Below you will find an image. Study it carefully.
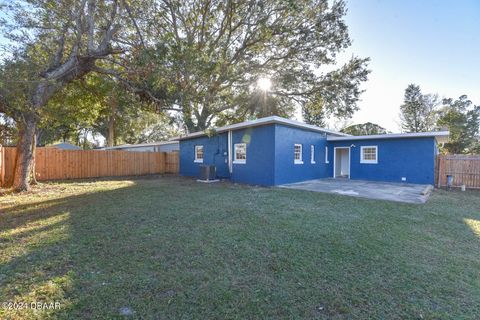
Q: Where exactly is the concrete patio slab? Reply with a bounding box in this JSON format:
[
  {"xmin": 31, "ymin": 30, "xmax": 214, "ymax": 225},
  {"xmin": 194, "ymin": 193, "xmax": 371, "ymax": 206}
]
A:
[{"xmin": 279, "ymin": 178, "xmax": 432, "ymax": 204}]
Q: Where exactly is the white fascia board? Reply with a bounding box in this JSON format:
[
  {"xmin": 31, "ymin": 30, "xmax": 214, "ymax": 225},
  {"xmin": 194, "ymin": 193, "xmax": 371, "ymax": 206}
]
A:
[
  {"xmin": 327, "ymin": 131, "xmax": 449, "ymax": 143},
  {"xmin": 178, "ymin": 116, "xmax": 348, "ymax": 140}
]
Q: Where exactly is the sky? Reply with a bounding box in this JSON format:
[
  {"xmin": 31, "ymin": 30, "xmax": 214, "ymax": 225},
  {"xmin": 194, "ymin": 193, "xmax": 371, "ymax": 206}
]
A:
[
  {"xmin": 1, "ymin": 1, "xmax": 479, "ymax": 134},
  {"xmin": 336, "ymin": 0, "xmax": 480, "ymax": 132}
]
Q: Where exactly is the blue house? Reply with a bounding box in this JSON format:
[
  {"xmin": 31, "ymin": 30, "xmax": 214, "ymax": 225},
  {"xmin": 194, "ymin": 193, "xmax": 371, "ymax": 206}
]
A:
[{"xmin": 179, "ymin": 116, "xmax": 448, "ymax": 186}]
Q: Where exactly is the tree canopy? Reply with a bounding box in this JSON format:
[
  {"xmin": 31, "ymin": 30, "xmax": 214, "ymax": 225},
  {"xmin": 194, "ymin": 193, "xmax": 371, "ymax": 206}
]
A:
[
  {"xmin": 0, "ymin": 0, "xmax": 369, "ymax": 191},
  {"xmin": 341, "ymin": 122, "xmax": 388, "ymax": 136},
  {"xmin": 0, "ymin": 0, "xmax": 142, "ymax": 190},
  {"xmin": 399, "ymin": 84, "xmax": 439, "ymax": 133},
  {"xmin": 437, "ymin": 95, "xmax": 479, "ymax": 154},
  {"xmin": 124, "ymin": 0, "xmax": 369, "ymax": 131},
  {"xmin": 396, "ymin": 86, "xmax": 479, "ymax": 154}
]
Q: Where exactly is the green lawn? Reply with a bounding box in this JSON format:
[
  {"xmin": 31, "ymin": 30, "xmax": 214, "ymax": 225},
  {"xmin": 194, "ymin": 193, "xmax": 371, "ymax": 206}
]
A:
[{"xmin": 0, "ymin": 176, "xmax": 479, "ymax": 319}]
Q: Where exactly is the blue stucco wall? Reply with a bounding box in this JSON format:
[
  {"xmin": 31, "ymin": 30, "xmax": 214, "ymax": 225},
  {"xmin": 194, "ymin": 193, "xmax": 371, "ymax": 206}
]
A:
[
  {"xmin": 179, "ymin": 125, "xmax": 276, "ymax": 185},
  {"xmin": 179, "ymin": 133, "xmax": 229, "ymax": 179},
  {"xmin": 230, "ymin": 126, "xmax": 275, "ymax": 186},
  {"xmin": 328, "ymin": 137, "xmax": 437, "ymax": 184},
  {"xmin": 180, "ymin": 123, "xmax": 438, "ymax": 186},
  {"xmin": 181, "ymin": 124, "xmax": 330, "ymax": 186},
  {"xmin": 273, "ymin": 124, "xmax": 329, "ymax": 185}
]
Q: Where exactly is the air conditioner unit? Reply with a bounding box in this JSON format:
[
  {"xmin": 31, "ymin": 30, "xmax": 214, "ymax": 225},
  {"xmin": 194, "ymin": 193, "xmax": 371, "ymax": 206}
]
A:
[{"xmin": 199, "ymin": 165, "xmax": 216, "ymax": 181}]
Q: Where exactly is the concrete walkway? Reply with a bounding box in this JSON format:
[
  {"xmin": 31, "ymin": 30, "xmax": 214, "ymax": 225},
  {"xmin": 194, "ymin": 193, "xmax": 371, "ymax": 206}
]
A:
[{"xmin": 279, "ymin": 178, "xmax": 432, "ymax": 204}]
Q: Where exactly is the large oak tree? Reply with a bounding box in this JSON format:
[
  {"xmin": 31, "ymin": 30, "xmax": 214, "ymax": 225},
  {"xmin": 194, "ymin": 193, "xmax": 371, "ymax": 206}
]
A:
[
  {"xmin": 0, "ymin": 0, "xmax": 144, "ymax": 191},
  {"xmin": 126, "ymin": 0, "xmax": 369, "ymax": 131},
  {"xmin": 1, "ymin": 0, "xmax": 369, "ymax": 191}
]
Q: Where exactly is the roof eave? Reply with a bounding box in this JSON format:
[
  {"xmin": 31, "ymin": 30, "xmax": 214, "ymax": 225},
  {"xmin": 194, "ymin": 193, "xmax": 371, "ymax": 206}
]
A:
[
  {"xmin": 326, "ymin": 131, "xmax": 450, "ymax": 142},
  {"xmin": 178, "ymin": 116, "xmax": 348, "ymax": 140}
]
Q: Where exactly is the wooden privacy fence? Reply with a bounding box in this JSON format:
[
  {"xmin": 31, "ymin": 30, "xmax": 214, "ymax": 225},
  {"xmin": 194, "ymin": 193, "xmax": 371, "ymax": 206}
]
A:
[
  {"xmin": 0, "ymin": 146, "xmax": 179, "ymax": 187},
  {"xmin": 0, "ymin": 146, "xmax": 5, "ymax": 187},
  {"xmin": 436, "ymin": 154, "xmax": 480, "ymax": 189}
]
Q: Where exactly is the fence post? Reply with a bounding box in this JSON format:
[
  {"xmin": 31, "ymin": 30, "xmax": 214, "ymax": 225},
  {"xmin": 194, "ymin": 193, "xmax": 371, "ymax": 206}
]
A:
[
  {"xmin": 0, "ymin": 145, "xmax": 4, "ymax": 187},
  {"xmin": 437, "ymin": 155, "xmax": 443, "ymax": 189}
]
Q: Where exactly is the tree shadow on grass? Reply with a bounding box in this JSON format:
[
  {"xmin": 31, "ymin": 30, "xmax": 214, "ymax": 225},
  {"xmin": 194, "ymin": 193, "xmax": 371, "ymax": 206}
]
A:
[
  {"xmin": 0, "ymin": 175, "xmax": 206, "ymax": 319},
  {"xmin": 0, "ymin": 180, "xmax": 139, "ymax": 319},
  {"xmin": 0, "ymin": 179, "xmax": 479, "ymax": 319}
]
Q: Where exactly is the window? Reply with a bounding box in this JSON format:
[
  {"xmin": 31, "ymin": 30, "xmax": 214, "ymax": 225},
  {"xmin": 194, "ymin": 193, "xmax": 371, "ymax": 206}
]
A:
[
  {"xmin": 233, "ymin": 143, "xmax": 247, "ymax": 164},
  {"xmin": 310, "ymin": 145, "xmax": 315, "ymax": 164},
  {"xmin": 325, "ymin": 146, "xmax": 329, "ymax": 163},
  {"xmin": 194, "ymin": 145, "xmax": 204, "ymax": 163},
  {"xmin": 294, "ymin": 144, "xmax": 303, "ymax": 164},
  {"xmin": 360, "ymin": 146, "xmax": 378, "ymax": 164}
]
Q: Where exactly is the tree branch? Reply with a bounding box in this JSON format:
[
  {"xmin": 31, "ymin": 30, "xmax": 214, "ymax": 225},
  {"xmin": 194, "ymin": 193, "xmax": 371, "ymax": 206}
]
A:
[
  {"xmin": 87, "ymin": 0, "xmax": 96, "ymax": 53},
  {"xmin": 91, "ymin": 66, "xmax": 181, "ymax": 112},
  {"xmin": 122, "ymin": 0, "xmax": 146, "ymax": 48}
]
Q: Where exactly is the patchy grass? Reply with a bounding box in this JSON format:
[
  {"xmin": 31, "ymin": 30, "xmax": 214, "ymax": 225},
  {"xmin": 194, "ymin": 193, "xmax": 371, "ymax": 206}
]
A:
[{"xmin": 0, "ymin": 176, "xmax": 479, "ymax": 319}]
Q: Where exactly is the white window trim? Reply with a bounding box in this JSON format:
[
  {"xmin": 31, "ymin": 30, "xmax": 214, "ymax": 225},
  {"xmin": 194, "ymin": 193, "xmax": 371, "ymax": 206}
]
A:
[
  {"xmin": 233, "ymin": 143, "xmax": 247, "ymax": 164},
  {"xmin": 294, "ymin": 144, "xmax": 303, "ymax": 164},
  {"xmin": 325, "ymin": 146, "xmax": 329, "ymax": 163},
  {"xmin": 310, "ymin": 145, "xmax": 316, "ymax": 164},
  {"xmin": 194, "ymin": 145, "xmax": 204, "ymax": 163},
  {"xmin": 360, "ymin": 145, "xmax": 378, "ymax": 164}
]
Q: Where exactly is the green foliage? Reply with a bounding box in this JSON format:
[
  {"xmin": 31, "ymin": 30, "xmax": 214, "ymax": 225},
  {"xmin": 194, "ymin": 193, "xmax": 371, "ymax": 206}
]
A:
[
  {"xmin": 95, "ymin": 110, "xmax": 180, "ymax": 145},
  {"xmin": 40, "ymin": 74, "xmax": 181, "ymax": 147},
  {"xmin": 1, "ymin": 0, "xmax": 370, "ymax": 161},
  {"xmin": 399, "ymin": 84, "xmax": 439, "ymax": 132},
  {"xmin": 0, "ymin": 0, "xmax": 133, "ymax": 112},
  {"xmin": 341, "ymin": 122, "xmax": 388, "ymax": 135},
  {"xmin": 0, "ymin": 58, "xmax": 40, "ymax": 117},
  {"xmin": 132, "ymin": 0, "xmax": 369, "ymax": 131},
  {"xmin": 0, "ymin": 114, "xmax": 17, "ymax": 146},
  {"xmin": 302, "ymin": 98, "xmax": 327, "ymax": 127},
  {"xmin": 204, "ymin": 128, "xmax": 217, "ymax": 138},
  {"xmin": 437, "ymin": 95, "xmax": 479, "ymax": 154},
  {"xmin": 0, "ymin": 1, "xmax": 151, "ymax": 188},
  {"xmin": 37, "ymin": 75, "xmax": 111, "ymax": 146},
  {"xmin": 398, "ymin": 85, "xmax": 478, "ymax": 154}
]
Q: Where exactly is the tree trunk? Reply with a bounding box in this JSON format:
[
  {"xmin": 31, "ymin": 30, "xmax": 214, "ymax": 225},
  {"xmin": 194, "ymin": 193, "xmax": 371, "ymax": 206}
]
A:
[
  {"xmin": 82, "ymin": 129, "xmax": 88, "ymax": 149},
  {"xmin": 12, "ymin": 112, "xmax": 37, "ymax": 191},
  {"xmin": 107, "ymin": 93, "xmax": 117, "ymax": 147},
  {"xmin": 184, "ymin": 112, "xmax": 207, "ymax": 133},
  {"xmin": 30, "ymin": 132, "xmax": 38, "ymax": 185},
  {"xmin": 36, "ymin": 130, "xmax": 44, "ymax": 147}
]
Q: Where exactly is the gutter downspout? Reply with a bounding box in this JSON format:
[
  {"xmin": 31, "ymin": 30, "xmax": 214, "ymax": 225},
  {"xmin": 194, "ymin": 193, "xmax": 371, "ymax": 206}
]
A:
[{"xmin": 228, "ymin": 130, "xmax": 232, "ymax": 175}]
